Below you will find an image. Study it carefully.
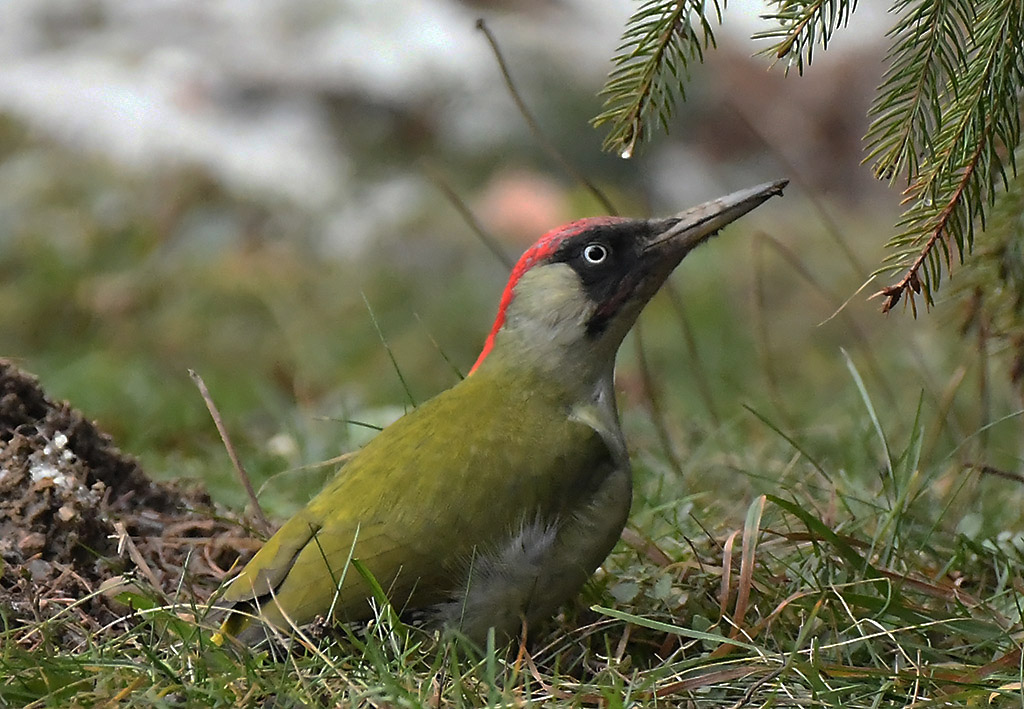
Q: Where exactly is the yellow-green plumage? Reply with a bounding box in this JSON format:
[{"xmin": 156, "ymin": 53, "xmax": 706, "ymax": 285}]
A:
[
  {"xmin": 215, "ymin": 180, "xmax": 786, "ymax": 646},
  {"xmin": 219, "ymin": 362, "xmax": 627, "ymax": 642}
]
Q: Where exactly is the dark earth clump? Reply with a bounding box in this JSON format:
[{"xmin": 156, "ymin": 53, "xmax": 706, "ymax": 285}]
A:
[{"xmin": 0, "ymin": 359, "xmax": 259, "ymax": 650}]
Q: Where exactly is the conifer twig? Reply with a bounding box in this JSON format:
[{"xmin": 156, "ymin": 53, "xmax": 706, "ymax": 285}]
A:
[
  {"xmin": 873, "ymin": 124, "xmax": 991, "ymax": 314},
  {"xmin": 593, "ymin": 0, "xmax": 1024, "ymax": 310},
  {"xmin": 756, "ymin": 0, "xmax": 857, "ymax": 72},
  {"xmin": 593, "ymin": 0, "xmax": 721, "ymax": 158}
]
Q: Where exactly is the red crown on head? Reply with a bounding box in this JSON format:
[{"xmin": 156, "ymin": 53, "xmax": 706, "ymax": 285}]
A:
[{"xmin": 469, "ymin": 216, "xmax": 629, "ymax": 374}]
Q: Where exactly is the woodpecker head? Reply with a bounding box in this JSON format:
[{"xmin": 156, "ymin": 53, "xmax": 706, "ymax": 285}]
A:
[{"xmin": 470, "ymin": 180, "xmax": 788, "ymax": 389}]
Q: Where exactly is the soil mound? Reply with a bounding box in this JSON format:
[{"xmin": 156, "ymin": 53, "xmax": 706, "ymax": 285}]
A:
[{"xmin": 0, "ymin": 359, "xmax": 258, "ymax": 648}]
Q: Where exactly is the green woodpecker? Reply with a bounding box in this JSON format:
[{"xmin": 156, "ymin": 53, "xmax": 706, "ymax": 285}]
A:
[{"xmin": 215, "ymin": 180, "xmax": 787, "ymax": 645}]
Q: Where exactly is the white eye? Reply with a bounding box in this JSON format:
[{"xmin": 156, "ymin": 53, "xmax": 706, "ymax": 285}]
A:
[{"xmin": 583, "ymin": 243, "xmax": 608, "ymax": 264}]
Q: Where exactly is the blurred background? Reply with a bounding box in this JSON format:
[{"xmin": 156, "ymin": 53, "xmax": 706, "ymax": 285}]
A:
[{"xmin": 2, "ymin": 0, "xmax": 1020, "ymax": 538}]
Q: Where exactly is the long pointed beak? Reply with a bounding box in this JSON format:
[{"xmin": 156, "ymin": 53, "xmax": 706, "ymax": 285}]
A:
[{"xmin": 645, "ymin": 179, "xmax": 789, "ymax": 257}]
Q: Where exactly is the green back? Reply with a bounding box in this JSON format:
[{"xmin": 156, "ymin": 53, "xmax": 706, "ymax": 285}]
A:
[{"xmin": 223, "ymin": 366, "xmax": 614, "ymax": 628}]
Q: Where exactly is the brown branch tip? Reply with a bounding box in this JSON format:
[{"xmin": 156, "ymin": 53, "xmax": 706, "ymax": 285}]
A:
[
  {"xmin": 872, "ymin": 268, "xmax": 924, "ymax": 315},
  {"xmin": 871, "ymin": 284, "xmax": 903, "ymax": 314}
]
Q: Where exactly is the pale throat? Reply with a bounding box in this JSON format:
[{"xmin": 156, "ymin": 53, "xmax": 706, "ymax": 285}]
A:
[{"xmin": 478, "ymin": 264, "xmax": 628, "ymax": 397}]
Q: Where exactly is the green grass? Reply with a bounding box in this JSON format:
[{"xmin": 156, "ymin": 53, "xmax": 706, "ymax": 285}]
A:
[{"xmin": 2, "ymin": 127, "xmax": 1024, "ymax": 706}]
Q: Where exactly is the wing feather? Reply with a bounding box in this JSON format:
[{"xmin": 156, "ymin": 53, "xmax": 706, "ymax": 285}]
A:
[{"xmin": 219, "ymin": 368, "xmax": 617, "ymax": 633}]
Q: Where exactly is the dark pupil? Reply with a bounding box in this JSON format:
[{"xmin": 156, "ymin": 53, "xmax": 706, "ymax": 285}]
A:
[{"xmin": 584, "ymin": 244, "xmax": 606, "ymax": 263}]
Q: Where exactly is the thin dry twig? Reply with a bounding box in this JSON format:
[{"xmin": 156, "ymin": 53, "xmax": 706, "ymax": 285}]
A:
[
  {"xmin": 632, "ymin": 321, "xmax": 685, "ymax": 477},
  {"xmin": 188, "ymin": 368, "xmax": 272, "ymax": 534},
  {"xmin": 112, "ymin": 521, "xmax": 166, "ymax": 596},
  {"xmin": 727, "ymin": 666, "xmax": 785, "ymax": 709},
  {"xmin": 967, "ymin": 461, "xmax": 1024, "ymax": 485},
  {"xmin": 727, "ymin": 100, "xmax": 866, "ymax": 278},
  {"xmin": 421, "ymin": 159, "xmax": 513, "ymax": 270},
  {"xmin": 620, "ymin": 526, "xmax": 673, "ymax": 567},
  {"xmin": 475, "ymin": 18, "xmax": 618, "ymax": 216},
  {"xmin": 663, "ymin": 284, "xmax": 721, "ymax": 425},
  {"xmin": 753, "ymin": 231, "xmax": 897, "ymax": 406},
  {"xmin": 750, "ymin": 236, "xmax": 786, "ymax": 417}
]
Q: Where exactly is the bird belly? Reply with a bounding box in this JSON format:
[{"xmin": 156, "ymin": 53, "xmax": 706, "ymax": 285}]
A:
[{"xmin": 430, "ymin": 463, "xmax": 631, "ymax": 643}]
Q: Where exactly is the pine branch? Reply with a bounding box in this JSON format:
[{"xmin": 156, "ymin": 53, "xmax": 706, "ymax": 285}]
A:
[
  {"xmin": 592, "ymin": 0, "xmax": 723, "ymax": 158},
  {"xmin": 874, "ymin": 126, "xmax": 991, "ymax": 314},
  {"xmin": 592, "ymin": 0, "xmax": 1024, "ymax": 311},
  {"xmin": 864, "ymin": 0, "xmax": 974, "ymax": 182},
  {"xmin": 874, "ymin": 0, "xmax": 1024, "ymax": 313},
  {"xmin": 755, "ymin": 0, "xmax": 858, "ymax": 73}
]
